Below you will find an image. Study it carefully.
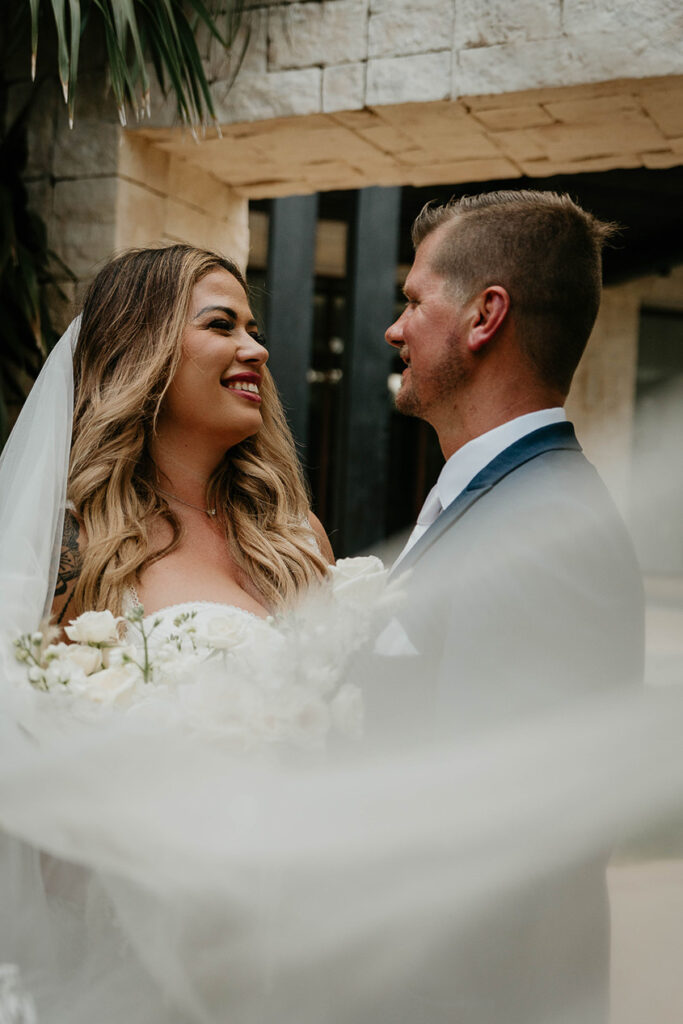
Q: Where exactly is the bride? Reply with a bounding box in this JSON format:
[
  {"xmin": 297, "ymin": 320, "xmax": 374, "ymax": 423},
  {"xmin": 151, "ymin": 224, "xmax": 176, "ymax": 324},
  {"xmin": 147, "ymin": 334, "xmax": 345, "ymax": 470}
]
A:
[{"xmin": 50, "ymin": 244, "xmax": 333, "ymax": 632}]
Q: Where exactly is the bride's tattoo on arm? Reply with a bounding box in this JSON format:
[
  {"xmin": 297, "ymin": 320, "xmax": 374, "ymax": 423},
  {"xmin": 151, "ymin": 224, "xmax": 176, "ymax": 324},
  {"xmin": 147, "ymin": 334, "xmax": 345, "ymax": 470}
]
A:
[{"xmin": 54, "ymin": 511, "xmax": 82, "ymax": 624}]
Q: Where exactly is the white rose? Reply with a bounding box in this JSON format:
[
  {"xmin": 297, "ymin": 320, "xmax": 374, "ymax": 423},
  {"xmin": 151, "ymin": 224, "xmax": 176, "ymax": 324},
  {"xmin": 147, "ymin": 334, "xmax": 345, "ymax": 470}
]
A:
[
  {"xmin": 65, "ymin": 610, "xmax": 121, "ymax": 644},
  {"xmin": 102, "ymin": 644, "xmax": 138, "ymax": 668},
  {"xmin": 200, "ymin": 614, "xmax": 248, "ymax": 651},
  {"xmin": 71, "ymin": 664, "xmax": 140, "ymax": 705},
  {"xmin": 330, "ymin": 683, "xmax": 364, "ymax": 740},
  {"xmin": 290, "ymin": 695, "xmax": 331, "ymax": 748},
  {"xmin": 61, "ymin": 643, "xmax": 102, "ymax": 676},
  {"xmin": 329, "ymin": 556, "xmax": 388, "ymax": 603}
]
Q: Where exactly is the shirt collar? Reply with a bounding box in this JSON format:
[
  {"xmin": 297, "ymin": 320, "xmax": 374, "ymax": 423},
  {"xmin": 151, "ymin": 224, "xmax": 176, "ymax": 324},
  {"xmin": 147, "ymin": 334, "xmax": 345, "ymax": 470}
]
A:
[{"xmin": 436, "ymin": 408, "xmax": 567, "ymax": 509}]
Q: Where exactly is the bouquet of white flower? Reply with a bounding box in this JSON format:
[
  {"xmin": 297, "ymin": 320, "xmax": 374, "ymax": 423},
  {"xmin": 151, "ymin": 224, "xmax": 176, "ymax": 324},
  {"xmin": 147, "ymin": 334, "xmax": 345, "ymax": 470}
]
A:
[{"xmin": 13, "ymin": 557, "xmax": 404, "ymax": 750}]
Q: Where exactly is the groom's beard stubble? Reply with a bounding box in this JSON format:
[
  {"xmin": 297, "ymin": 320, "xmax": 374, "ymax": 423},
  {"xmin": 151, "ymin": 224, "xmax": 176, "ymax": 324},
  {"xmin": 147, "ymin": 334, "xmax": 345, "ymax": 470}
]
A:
[{"xmin": 394, "ymin": 344, "xmax": 468, "ymax": 421}]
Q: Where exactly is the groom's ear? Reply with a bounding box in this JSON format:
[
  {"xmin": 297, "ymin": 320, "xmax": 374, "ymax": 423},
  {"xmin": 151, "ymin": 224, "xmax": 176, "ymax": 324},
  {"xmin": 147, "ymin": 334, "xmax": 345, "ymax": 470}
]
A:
[{"xmin": 466, "ymin": 286, "xmax": 510, "ymax": 353}]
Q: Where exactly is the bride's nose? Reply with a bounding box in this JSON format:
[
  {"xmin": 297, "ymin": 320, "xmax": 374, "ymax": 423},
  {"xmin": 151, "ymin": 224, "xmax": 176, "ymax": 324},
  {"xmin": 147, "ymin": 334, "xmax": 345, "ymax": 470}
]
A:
[{"xmin": 238, "ymin": 332, "xmax": 269, "ymax": 366}]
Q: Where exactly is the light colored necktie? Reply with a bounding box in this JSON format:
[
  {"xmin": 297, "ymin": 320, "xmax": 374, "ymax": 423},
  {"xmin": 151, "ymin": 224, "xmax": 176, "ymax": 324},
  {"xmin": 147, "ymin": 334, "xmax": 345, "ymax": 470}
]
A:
[
  {"xmin": 416, "ymin": 484, "xmax": 443, "ymax": 528},
  {"xmin": 394, "ymin": 485, "xmax": 443, "ymax": 566}
]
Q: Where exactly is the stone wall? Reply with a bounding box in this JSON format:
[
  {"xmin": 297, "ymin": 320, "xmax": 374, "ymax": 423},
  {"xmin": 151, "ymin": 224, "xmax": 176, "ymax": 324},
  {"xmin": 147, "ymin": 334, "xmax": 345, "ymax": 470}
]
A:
[{"xmin": 198, "ymin": 0, "xmax": 683, "ymax": 124}]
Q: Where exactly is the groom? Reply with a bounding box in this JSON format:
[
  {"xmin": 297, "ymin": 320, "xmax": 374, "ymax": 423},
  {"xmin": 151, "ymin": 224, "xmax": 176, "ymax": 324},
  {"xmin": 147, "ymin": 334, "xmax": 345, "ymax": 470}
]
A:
[{"xmin": 382, "ymin": 190, "xmax": 644, "ymax": 1023}]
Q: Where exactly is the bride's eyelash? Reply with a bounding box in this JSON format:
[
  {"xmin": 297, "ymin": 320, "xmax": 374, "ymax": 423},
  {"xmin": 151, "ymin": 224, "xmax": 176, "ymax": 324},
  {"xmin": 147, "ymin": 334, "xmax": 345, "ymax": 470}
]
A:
[
  {"xmin": 209, "ymin": 319, "xmax": 235, "ymax": 332},
  {"xmin": 253, "ymin": 332, "xmax": 268, "ymax": 348}
]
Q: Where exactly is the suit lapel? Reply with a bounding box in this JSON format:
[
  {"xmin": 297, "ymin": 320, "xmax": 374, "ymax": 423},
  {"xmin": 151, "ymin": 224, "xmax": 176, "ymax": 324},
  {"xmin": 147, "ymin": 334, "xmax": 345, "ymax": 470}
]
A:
[{"xmin": 392, "ymin": 422, "xmax": 581, "ymax": 576}]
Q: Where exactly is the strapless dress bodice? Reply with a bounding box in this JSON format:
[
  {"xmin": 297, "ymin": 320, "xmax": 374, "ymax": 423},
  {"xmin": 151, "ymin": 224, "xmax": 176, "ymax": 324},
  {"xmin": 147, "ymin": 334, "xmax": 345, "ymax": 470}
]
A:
[{"xmin": 123, "ymin": 589, "xmax": 273, "ymax": 651}]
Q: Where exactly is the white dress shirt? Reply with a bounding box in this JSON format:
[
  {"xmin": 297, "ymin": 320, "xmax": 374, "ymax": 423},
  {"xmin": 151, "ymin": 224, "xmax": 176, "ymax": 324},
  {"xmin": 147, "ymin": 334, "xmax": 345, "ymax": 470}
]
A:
[{"xmin": 394, "ymin": 407, "xmax": 567, "ymax": 567}]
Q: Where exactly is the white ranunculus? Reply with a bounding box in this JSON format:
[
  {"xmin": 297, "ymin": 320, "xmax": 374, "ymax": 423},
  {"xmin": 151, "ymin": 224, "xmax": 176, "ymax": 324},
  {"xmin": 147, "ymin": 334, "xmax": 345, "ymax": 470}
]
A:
[
  {"xmin": 199, "ymin": 614, "xmax": 249, "ymax": 651},
  {"xmin": 65, "ymin": 610, "xmax": 121, "ymax": 645},
  {"xmin": 330, "ymin": 683, "xmax": 364, "ymax": 740},
  {"xmin": 71, "ymin": 665, "xmax": 140, "ymax": 705}
]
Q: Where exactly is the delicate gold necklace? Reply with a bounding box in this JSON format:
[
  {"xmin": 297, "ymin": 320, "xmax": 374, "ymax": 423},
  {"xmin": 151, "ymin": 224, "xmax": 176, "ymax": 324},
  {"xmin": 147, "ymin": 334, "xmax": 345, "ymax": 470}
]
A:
[{"xmin": 157, "ymin": 487, "xmax": 216, "ymax": 518}]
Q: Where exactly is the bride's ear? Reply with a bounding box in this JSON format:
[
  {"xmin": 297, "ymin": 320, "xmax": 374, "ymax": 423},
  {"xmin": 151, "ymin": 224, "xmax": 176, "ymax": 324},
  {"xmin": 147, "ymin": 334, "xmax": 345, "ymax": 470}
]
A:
[{"xmin": 467, "ymin": 287, "xmax": 510, "ymax": 353}]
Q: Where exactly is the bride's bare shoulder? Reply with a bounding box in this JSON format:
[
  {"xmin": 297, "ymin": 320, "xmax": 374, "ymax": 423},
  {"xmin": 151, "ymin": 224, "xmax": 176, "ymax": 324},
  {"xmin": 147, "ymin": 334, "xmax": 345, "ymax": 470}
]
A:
[
  {"xmin": 307, "ymin": 511, "xmax": 335, "ymax": 565},
  {"xmin": 51, "ymin": 509, "xmax": 86, "ymax": 626}
]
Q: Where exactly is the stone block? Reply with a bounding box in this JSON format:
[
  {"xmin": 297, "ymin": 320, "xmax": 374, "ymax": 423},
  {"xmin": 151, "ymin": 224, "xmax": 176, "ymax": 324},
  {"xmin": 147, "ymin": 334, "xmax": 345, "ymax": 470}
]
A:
[
  {"xmin": 641, "ymin": 150, "xmax": 683, "ymax": 170},
  {"xmin": 51, "ymin": 177, "xmax": 119, "ymax": 279},
  {"xmin": 404, "ymin": 156, "xmax": 520, "ymax": 186},
  {"xmin": 358, "ymin": 123, "xmax": 416, "ymax": 153},
  {"xmin": 258, "ymin": 124, "xmax": 391, "ymax": 166},
  {"xmin": 268, "ymin": 1, "xmax": 368, "ymax": 70},
  {"xmin": 453, "ymin": 0, "xmax": 561, "ymax": 49},
  {"xmin": 9, "ymin": 80, "xmax": 60, "ymax": 179},
  {"xmin": 53, "ymin": 119, "xmax": 121, "ymax": 178},
  {"xmin": 562, "ymin": 0, "xmax": 683, "ymax": 40},
  {"xmin": 207, "ymin": 8, "xmax": 268, "ymax": 81},
  {"xmin": 489, "ymin": 129, "xmax": 548, "ymax": 162},
  {"xmin": 118, "ymin": 133, "xmax": 170, "ymax": 194},
  {"xmin": 458, "ymin": 32, "xmax": 683, "ymax": 98},
  {"xmin": 516, "ymin": 152, "xmax": 642, "ymax": 177},
  {"xmin": 322, "ymin": 63, "xmax": 365, "ymax": 113},
  {"xmin": 212, "ymin": 68, "xmax": 322, "ymax": 122},
  {"xmin": 330, "ymin": 108, "xmax": 381, "ymax": 130},
  {"xmin": 234, "ymin": 180, "xmax": 318, "ymax": 198},
  {"xmin": 641, "ymin": 86, "xmax": 683, "ymax": 137},
  {"xmin": 114, "ymin": 180, "xmax": 167, "ymax": 250},
  {"xmin": 25, "ymin": 179, "xmax": 54, "ymax": 225},
  {"xmin": 369, "ymin": 4, "xmax": 453, "ymax": 59},
  {"xmin": 538, "ymin": 115, "xmax": 663, "ymax": 162},
  {"xmin": 471, "ymin": 104, "xmax": 556, "ymax": 131},
  {"xmin": 544, "ymin": 93, "xmax": 648, "ymax": 124},
  {"xmin": 366, "ymin": 51, "xmax": 451, "ymax": 106}
]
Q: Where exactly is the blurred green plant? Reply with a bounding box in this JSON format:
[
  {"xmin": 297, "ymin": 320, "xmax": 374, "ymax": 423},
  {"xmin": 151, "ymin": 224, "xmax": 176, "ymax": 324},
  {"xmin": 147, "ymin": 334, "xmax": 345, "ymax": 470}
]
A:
[
  {"xmin": 0, "ymin": 1, "xmax": 247, "ymax": 442},
  {"xmin": 0, "ymin": 101, "xmax": 73, "ymax": 442}
]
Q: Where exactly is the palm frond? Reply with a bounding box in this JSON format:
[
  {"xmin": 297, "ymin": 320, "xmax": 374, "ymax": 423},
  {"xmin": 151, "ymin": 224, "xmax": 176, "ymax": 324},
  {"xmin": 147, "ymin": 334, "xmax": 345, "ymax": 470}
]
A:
[{"xmin": 27, "ymin": 0, "xmax": 247, "ymax": 129}]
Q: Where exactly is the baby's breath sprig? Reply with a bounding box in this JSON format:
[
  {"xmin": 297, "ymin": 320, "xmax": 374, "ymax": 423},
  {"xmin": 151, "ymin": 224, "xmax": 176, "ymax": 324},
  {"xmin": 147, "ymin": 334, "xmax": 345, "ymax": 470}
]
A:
[{"xmin": 123, "ymin": 604, "xmax": 161, "ymax": 683}]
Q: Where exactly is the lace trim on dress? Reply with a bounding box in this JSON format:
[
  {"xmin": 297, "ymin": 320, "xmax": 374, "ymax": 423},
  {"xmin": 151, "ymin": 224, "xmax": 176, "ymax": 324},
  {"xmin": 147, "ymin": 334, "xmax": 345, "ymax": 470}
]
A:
[{"xmin": 123, "ymin": 586, "xmax": 265, "ymax": 625}]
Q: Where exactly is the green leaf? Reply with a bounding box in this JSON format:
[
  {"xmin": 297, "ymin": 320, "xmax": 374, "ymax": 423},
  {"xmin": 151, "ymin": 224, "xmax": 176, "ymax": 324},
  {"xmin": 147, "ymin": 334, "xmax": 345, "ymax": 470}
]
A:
[
  {"xmin": 29, "ymin": 0, "xmax": 40, "ymax": 79},
  {"xmin": 49, "ymin": 0, "xmax": 71, "ymax": 103},
  {"xmin": 67, "ymin": 0, "xmax": 82, "ymax": 127}
]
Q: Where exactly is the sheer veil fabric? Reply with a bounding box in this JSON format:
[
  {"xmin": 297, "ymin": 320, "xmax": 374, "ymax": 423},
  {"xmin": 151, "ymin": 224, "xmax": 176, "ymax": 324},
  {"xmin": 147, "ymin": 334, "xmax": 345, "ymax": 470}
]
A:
[
  {"xmin": 0, "ymin": 321, "xmax": 77, "ymax": 662},
  {"xmin": 0, "ymin": 321, "xmax": 682, "ymax": 1023}
]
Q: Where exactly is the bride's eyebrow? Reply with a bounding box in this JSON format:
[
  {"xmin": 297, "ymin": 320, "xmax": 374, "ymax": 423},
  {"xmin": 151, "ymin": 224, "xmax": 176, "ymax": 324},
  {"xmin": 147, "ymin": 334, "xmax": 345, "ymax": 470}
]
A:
[
  {"xmin": 193, "ymin": 305, "xmax": 259, "ymax": 330},
  {"xmin": 193, "ymin": 305, "xmax": 237, "ymax": 320}
]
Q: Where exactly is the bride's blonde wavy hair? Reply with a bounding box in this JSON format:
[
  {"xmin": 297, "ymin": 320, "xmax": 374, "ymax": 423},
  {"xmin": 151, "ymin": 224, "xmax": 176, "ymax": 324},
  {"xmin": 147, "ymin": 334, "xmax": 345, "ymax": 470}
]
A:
[{"xmin": 68, "ymin": 244, "xmax": 328, "ymax": 616}]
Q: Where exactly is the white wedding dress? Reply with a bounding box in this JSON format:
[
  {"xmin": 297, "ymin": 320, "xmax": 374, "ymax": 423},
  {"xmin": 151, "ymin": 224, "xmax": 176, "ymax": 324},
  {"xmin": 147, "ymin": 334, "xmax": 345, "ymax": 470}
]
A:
[{"xmin": 2, "ymin": 321, "xmax": 683, "ymax": 1024}]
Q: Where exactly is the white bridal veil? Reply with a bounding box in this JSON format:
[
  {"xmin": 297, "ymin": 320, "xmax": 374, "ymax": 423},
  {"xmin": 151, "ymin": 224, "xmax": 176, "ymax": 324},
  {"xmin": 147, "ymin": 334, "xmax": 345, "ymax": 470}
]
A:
[{"xmin": 0, "ymin": 320, "xmax": 682, "ymax": 1024}]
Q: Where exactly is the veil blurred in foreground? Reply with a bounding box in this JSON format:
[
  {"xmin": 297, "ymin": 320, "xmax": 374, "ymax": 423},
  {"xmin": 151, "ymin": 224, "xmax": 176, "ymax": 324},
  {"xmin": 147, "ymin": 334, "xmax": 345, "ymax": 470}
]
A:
[{"xmin": 1, "ymin": 326, "xmax": 682, "ymax": 1024}]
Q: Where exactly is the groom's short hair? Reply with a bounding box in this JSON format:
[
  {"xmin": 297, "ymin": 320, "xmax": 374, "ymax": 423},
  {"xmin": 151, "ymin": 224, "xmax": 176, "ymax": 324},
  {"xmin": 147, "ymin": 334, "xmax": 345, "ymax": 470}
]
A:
[{"xmin": 412, "ymin": 190, "xmax": 618, "ymax": 394}]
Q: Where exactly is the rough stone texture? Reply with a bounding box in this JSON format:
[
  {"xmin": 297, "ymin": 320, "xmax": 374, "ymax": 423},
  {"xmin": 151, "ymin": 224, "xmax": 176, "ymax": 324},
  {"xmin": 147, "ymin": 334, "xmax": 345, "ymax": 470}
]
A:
[
  {"xmin": 207, "ymin": 7, "xmax": 269, "ymax": 81},
  {"xmin": 567, "ymin": 286, "xmax": 641, "ymax": 511},
  {"xmin": 212, "ymin": 67, "xmax": 322, "ymax": 122},
  {"xmin": 268, "ymin": 1, "xmax": 368, "ymax": 70},
  {"xmin": 453, "ymin": 0, "xmax": 561, "ymax": 49},
  {"xmin": 368, "ymin": 4, "xmax": 453, "ymax": 59},
  {"xmin": 116, "ymin": 135, "xmax": 250, "ymax": 268},
  {"xmin": 51, "ymin": 177, "xmax": 119, "ymax": 279},
  {"xmin": 323, "ymin": 63, "xmax": 365, "ymax": 113},
  {"xmin": 367, "ymin": 51, "xmax": 452, "ymax": 106},
  {"xmin": 135, "ymin": 75, "xmax": 683, "ymax": 198},
  {"xmin": 457, "ymin": 31, "xmax": 683, "ymax": 97}
]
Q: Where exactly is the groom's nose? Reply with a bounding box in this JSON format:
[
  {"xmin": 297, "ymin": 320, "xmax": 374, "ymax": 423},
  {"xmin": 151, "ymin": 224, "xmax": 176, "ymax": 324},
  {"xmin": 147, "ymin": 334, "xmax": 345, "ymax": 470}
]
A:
[{"xmin": 385, "ymin": 314, "xmax": 404, "ymax": 348}]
